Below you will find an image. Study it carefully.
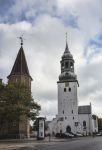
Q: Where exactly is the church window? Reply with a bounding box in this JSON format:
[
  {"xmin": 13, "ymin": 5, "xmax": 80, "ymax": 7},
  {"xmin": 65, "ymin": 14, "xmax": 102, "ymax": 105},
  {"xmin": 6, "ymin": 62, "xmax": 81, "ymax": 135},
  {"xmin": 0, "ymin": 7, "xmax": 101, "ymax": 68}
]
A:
[
  {"xmin": 83, "ymin": 121, "xmax": 86, "ymax": 127},
  {"xmin": 65, "ymin": 62, "xmax": 68, "ymax": 68},
  {"xmin": 64, "ymin": 88, "xmax": 66, "ymax": 92},
  {"xmin": 69, "ymin": 88, "xmax": 71, "ymax": 92},
  {"xmin": 70, "ymin": 62, "xmax": 73, "ymax": 69}
]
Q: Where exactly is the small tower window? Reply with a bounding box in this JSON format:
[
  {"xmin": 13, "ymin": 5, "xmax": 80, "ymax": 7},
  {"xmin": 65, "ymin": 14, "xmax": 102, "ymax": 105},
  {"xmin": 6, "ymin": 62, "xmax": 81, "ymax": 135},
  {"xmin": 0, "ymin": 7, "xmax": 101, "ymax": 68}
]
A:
[
  {"xmin": 69, "ymin": 88, "xmax": 71, "ymax": 92},
  {"xmin": 64, "ymin": 88, "xmax": 66, "ymax": 92},
  {"xmin": 65, "ymin": 62, "xmax": 68, "ymax": 68},
  {"xmin": 83, "ymin": 121, "xmax": 86, "ymax": 127},
  {"xmin": 70, "ymin": 62, "xmax": 73, "ymax": 69}
]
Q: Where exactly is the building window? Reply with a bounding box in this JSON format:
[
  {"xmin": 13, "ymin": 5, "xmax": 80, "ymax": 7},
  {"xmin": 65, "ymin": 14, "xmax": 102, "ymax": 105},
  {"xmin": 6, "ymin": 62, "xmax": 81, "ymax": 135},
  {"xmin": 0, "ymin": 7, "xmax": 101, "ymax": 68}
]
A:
[
  {"xmin": 64, "ymin": 88, "xmax": 66, "ymax": 92},
  {"xmin": 69, "ymin": 88, "xmax": 71, "ymax": 92},
  {"xmin": 83, "ymin": 121, "xmax": 86, "ymax": 127},
  {"xmin": 63, "ymin": 110, "xmax": 64, "ymax": 114},
  {"xmin": 58, "ymin": 117, "xmax": 64, "ymax": 121},
  {"xmin": 75, "ymin": 122, "xmax": 78, "ymax": 127},
  {"xmin": 70, "ymin": 62, "xmax": 73, "ymax": 69},
  {"xmin": 65, "ymin": 62, "xmax": 68, "ymax": 68},
  {"xmin": 73, "ymin": 117, "xmax": 74, "ymax": 120},
  {"xmin": 65, "ymin": 117, "xmax": 67, "ymax": 120},
  {"xmin": 72, "ymin": 110, "xmax": 73, "ymax": 114}
]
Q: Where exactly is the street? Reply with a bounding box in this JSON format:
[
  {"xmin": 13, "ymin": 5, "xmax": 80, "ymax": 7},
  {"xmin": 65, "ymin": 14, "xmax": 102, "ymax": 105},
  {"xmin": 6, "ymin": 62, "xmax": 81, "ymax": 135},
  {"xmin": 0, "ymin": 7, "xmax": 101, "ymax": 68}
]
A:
[{"xmin": 18, "ymin": 136, "xmax": 102, "ymax": 150}]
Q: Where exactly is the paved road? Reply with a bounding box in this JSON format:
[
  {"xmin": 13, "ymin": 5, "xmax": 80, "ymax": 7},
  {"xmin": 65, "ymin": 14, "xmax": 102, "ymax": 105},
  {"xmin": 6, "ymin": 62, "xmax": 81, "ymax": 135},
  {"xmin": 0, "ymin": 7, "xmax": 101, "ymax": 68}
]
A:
[{"xmin": 19, "ymin": 136, "xmax": 102, "ymax": 150}]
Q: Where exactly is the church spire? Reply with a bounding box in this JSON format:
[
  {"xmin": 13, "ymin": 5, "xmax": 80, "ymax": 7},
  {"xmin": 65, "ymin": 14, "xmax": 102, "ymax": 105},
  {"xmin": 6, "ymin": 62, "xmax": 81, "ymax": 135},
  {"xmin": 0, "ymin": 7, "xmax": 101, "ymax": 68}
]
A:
[
  {"xmin": 7, "ymin": 38, "xmax": 32, "ymax": 80},
  {"xmin": 59, "ymin": 34, "xmax": 77, "ymax": 82},
  {"xmin": 64, "ymin": 33, "xmax": 69, "ymax": 53}
]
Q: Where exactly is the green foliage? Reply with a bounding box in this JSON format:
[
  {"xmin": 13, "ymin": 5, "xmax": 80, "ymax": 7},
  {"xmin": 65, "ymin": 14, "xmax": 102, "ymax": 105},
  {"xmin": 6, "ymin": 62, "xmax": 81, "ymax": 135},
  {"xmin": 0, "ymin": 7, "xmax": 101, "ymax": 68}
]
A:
[
  {"xmin": 0, "ymin": 82, "xmax": 41, "ymax": 122},
  {"xmin": 98, "ymin": 118, "xmax": 102, "ymax": 132}
]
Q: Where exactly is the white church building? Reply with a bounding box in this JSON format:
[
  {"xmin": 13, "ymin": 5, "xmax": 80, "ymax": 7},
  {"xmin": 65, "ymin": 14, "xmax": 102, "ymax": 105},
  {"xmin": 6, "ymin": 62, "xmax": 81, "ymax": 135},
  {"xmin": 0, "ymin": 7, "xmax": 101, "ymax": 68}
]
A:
[{"xmin": 48, "ymin": 38, "xmax": 98, "ymax": 136}]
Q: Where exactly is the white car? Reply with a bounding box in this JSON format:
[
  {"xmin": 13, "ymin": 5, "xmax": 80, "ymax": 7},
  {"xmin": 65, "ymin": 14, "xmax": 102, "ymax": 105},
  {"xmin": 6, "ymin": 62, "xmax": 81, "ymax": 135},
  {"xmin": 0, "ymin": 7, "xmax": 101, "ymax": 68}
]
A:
[
  {"xmin": 76, "ymin": 133, "xmax": 83, "ymax": 137},
  {"xmin": 64, "ymin": 132, "xmax": 74, "ymax": 138},
  {"xmin": 96, "ymin": 132, "xmax": 102, "ymax": 136}
]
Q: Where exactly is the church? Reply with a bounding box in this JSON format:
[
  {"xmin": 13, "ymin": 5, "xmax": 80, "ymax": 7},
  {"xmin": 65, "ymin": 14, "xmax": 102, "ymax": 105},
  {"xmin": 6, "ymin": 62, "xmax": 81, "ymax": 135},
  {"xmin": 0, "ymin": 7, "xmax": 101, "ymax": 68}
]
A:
[{"xmin": 48, "ymin": 38, "xmax": 98, "ymax": 136}]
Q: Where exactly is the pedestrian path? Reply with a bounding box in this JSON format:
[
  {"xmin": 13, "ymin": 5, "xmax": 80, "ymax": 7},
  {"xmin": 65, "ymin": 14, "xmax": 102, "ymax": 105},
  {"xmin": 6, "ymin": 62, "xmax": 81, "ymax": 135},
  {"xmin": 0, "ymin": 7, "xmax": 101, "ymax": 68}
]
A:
[{"xmin": 0, "ymin": 136, "xmax": 87, "ymax": 150}]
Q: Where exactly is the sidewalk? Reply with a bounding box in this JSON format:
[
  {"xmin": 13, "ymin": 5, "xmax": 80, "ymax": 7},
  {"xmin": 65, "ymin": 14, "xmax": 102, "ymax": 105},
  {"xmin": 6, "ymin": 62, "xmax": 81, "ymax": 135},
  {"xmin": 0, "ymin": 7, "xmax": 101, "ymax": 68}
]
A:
[{"xmin": 0, "ymin": 137, "xmax": 85, "ymax": 150}]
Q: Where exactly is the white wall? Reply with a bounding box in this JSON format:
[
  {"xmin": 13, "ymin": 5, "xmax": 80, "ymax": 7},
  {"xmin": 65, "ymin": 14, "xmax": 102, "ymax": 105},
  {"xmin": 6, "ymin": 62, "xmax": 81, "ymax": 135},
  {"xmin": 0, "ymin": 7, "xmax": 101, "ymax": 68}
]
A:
[
  {"xmin": 78, "ymin": 114, "xmax": 93, "ymax": 135},
  {"xmin": 58, "ymin": 82, "xmax": 78, "ymax": 116}
]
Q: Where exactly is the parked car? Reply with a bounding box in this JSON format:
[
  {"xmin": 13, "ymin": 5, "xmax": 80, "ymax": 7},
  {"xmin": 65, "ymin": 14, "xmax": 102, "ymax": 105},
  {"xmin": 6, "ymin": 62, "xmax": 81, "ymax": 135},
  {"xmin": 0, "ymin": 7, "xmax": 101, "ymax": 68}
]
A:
[
  {"xmin": 76, "ymin": 132, "xmax": 83, "ymax": 137},
  {"xmin": 64, "ymin": 132, "xmax": 74, "ymax": 138},
  {"xmin": 96, "ymin": 132, "xmax": 102, "ymax": 136}
]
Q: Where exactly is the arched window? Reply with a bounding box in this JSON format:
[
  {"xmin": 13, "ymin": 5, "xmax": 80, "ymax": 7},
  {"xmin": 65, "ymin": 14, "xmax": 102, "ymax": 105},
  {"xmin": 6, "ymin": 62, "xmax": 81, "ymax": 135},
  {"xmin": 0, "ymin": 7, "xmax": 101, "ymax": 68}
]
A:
[
  {"xmin": 64, "ymin": 88, "xmax": 66, "ymax": 92},
  {"xmin": 65, "ymin": 62, "xmax": 68, "ymax": 68},
  {"xmin": 66, "ymin": 126, "xmax": 71, "ymax": 133},
  {"xmin": 70, "ymin": 62, "xmax": 73, "ymax": 69},
  {"xmin": 83, "ymin": 121, "xmax": 86, "ymax": 127},
  {"xmin": 69, "ymin": 88, "xmax": 71, "ymax": 92}
]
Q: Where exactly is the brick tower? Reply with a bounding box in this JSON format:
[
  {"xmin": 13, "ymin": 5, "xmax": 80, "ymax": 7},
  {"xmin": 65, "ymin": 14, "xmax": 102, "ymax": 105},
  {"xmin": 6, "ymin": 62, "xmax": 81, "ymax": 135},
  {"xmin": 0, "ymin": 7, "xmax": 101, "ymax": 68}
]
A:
[{"xmin": 7, "ymin": 37, "xmax": 32, "ymax": 138}]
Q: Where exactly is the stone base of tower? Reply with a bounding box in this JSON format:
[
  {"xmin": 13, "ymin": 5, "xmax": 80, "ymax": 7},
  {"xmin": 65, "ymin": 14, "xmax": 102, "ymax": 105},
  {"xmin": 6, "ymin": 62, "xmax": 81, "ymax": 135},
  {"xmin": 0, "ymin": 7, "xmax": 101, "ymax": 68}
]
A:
[
  {"xmin": 19, "ymin": 116, "xmax": 30, "ymax": 139},
  {"xmin": 0, "ymin": 116, "xmax": 30, "ymax": 139}
]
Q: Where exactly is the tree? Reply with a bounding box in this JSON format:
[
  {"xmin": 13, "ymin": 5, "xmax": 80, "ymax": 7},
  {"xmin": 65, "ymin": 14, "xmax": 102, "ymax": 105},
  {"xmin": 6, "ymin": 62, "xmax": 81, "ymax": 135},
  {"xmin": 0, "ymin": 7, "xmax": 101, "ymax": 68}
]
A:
[
  {"xmin": 98, "ymin": 118, "xmax": 102, "ymax": 132},
  {"xmin": 0, "ymin": 82, "xmax": 41, "ymax": 122}
]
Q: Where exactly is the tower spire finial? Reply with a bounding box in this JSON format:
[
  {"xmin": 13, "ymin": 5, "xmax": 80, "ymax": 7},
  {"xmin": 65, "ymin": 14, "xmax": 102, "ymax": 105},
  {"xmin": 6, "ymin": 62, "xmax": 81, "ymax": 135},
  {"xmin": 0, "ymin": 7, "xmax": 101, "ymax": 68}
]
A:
[
  {"xmin": 65, "ymin": 32, "xmax": 69, "ymax": 52},
  {"xmin": 66, "ymin": 32, "xmax": 67, "ymax": 42},
  {"xmin": 18, "ymin": 35, "xmax": 25, "ymax": 46},
  {"xmin": 20, "ymin": 35, "xmax": 23, "ymax": 46}
]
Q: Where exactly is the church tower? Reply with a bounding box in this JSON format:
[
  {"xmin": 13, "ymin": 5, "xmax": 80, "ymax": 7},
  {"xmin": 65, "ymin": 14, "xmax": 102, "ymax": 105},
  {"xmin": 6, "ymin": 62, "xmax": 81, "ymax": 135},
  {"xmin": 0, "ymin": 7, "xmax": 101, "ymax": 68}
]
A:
[
  {"xmin": 7, "ymin": 37, "xmax": 32, "ymax": 138},
  {"xmin": 7, "ymin": 38, "xmax": 32, "ymax": 88},
  {"xmin": 57, "ymin": 35, "xmax": 79, "ymax": 133}
]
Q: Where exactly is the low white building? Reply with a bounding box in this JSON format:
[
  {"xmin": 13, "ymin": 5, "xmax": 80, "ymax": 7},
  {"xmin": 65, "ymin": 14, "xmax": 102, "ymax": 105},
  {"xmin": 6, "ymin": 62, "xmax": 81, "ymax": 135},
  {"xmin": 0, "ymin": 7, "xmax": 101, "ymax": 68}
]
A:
[{"xmin": 48, "ymin": 39, "xmax": 98, "ymax": 136}]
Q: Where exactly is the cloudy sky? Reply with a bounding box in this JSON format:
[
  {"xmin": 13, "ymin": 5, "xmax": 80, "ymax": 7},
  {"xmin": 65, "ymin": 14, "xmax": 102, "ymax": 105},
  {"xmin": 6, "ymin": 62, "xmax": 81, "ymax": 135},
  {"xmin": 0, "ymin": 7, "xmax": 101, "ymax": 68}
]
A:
[{"xmin": 0, "ymin": 0, "xmax": 102, "ymax": 120}]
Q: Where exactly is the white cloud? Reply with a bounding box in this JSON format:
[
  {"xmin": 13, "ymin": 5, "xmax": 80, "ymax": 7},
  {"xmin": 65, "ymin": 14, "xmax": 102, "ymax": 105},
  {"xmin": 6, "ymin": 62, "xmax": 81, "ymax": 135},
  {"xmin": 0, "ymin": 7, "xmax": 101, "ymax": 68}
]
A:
[{"xmin": 0, "ymin": 0, "xmax": 102, "ymax": 119}]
